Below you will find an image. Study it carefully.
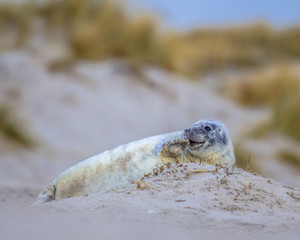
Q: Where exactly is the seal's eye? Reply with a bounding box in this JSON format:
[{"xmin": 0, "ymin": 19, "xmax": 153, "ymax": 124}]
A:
[{"xmin": 205, "ymin": 126, "xmax": 211, "ymax": 131}]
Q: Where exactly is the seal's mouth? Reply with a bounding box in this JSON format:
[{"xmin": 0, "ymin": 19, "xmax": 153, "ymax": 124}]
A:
[{"xmin": 189, "ymin": 140, "xmax": 206, "ymax": 147}]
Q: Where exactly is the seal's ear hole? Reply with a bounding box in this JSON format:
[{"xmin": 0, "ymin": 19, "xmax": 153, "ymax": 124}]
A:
[{"xmin": 218, "ymin": 128, "xmax": 221, "ymax": 132}]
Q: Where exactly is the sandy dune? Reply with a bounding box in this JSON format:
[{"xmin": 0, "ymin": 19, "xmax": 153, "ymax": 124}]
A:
[{"xmin": 0, "ymin": 52, "xmax": 299, "ymax": 239}]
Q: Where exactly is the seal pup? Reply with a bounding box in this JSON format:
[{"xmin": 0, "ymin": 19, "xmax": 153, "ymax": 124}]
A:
[{"xmin": 34, "ymin": 119, "xmax": 235, "ymax": 204}]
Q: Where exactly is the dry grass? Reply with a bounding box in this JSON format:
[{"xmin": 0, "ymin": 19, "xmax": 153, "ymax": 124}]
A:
[
  {"xmin": 234, "ymin": 144, "xmax": 257, "ymax": 172},
  {"xmin": 223, "ymin": 66, "xmax": 300, "ymax": 106},
  {"xmin": 0, "ymin": 0, "xmax": 166, "ymax": 70},
  {"xmin": 1, "ymin": 1, "xmax": 300, "ymax": 76},
  {"xmin": 223, "ymin": 66, "xmax": 300, "ymax": 141},
  {"xmin": 272, "ymin": 89, "xmax": 300, "ymax": 141},
  {"xmin": 161, "ymin": 23, "xmax": 300, "ymax": 77},
  {"xmin": 0, "ymin": 0, "xmax": 300, "ymax": 143},
  {"xmin": 0, "ymin": 104, "xmax": 35, "ymax": 148},
  {"xmin": 278, "ymin": 150, "xmax": 300, "ymax": 170}
]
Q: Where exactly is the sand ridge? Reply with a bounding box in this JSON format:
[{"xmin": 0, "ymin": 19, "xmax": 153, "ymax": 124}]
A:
[{"xmin": 35, "ymin": 163, "xmax": 300, "ymax": 235}]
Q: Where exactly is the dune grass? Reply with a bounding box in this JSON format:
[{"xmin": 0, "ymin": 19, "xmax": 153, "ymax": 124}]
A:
[
  {"xmin": 278, "ymin": 150, "xmax": 300, "ymax": 170},
  {"xmin": 223, "ymin": 66, "xmax": 300, "ymax": 106},
  {"xmin": 223, "ymin": 66, "xmax": 300, "ymax": 142},
  {"xmin": 234, "ymin": 144, "xmax": 258, "ymax": 172},
  {"xmin": 272, "ymin": 89, "xmax": 300, "ymax": 142},
  {"xmin": 0, "ymin": 0, "xmax": 166, "ymax": 69},
  {"xmin": 1, "ymin": 1, "xmax": 300, "ymax": 76},
  {"xmin": 0, "ymin": 104, "xmax": 35, "ymax": 148},
  {"xmin": 0, "ymin": 0, "xmax": 299, "ymax": 143},
  {"xmin": 158, "ymin": 23, "xmax": 300, "ymax": 77}
]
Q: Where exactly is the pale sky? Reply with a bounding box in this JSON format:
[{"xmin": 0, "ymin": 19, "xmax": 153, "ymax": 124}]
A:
[{"xmin": 140, "ymin": 0, "xmax": 300, "ymax": 29}]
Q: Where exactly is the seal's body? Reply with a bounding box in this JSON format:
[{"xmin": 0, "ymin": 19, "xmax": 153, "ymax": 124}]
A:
[{"xmin": 35, "ymin": 119, "xmax": 235, "ymax": 204}]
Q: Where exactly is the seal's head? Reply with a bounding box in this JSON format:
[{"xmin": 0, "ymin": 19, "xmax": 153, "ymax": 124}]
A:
[{"xmin": 184, "ymin": 119, "xmax": 235, "ymax": 167}]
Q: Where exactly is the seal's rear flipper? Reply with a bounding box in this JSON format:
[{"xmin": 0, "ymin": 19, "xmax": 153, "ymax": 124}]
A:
[{"xmin": 32, "ymin": 185, "xmax": 56, "ymax": 205}]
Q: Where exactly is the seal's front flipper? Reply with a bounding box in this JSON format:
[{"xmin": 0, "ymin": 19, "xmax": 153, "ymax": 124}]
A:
[
  {"xmin": 32, "ymin": 185, "xmax": 56, "ymax": 205},
  {"xmin": 160, "ymin": 138, "xmax": 189, "ymax": 157}
]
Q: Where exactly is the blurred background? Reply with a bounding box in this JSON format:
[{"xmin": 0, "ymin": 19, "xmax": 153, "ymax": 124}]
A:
[{"xmin": 0, "ymin": 0, "xmax": 300, "ymax": 205}]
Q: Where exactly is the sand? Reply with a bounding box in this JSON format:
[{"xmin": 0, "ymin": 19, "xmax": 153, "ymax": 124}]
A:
[
  {"xmin": 36, "ymin": 164, "xmax": 300, "ymax": 230},
  {"xmin": 0, "ymin": 51, "xmax": 300, "ymax": 239},
  {"xmin": 2, "ymin": 164, "xmax": 300, "ymax": 240}
]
